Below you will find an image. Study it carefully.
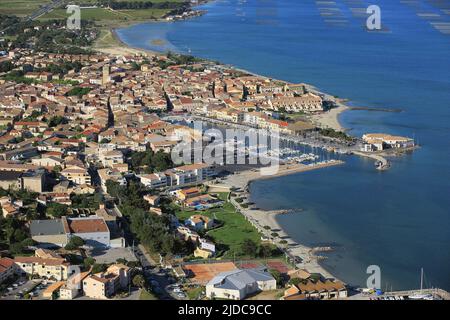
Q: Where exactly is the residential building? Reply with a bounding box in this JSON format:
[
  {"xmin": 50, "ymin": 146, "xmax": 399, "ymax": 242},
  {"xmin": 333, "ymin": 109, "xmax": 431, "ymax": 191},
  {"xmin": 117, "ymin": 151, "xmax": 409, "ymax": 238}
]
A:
[
  {"xmin": 99, "ymin": 150, "xmax": 124, "ymax": 168},
  {"xmin": 14, "ymin": 255, "xmax": 76, "ymax": 281},
  {"xmin": 0, "ymin": 257, "xmax": 16, "ymax": 283},
  {"xmin": 97, "ymin": 168, "xmax": 127, "ymax": 192},
  {"xmin": 174, "ymin": 187, "xmax": 201, "ymax": 201},
  {"xmin": 83, "ymin": 264, "xmax": 130, "ymax": 299},
  {"xmin": 139, "ymin": 172, "xmax": 168, "ymax": 189},
  {"xmin": 283, "ymin": 279, "xmax": 347, "ymax": 300},
  {"xmin": 185, "ymin": 214, "xmax": 214, "ymax": 231},
  {"xmin": 0, "ymin": 170, "xmax": 22, "ymax": 190},
  {"xmin": 60, "ymin": 165, "xmax": 92, "ymax": 186},
  {"xmin": 0, "ymin": 169, "xmax": 46, "ymax": 193},
  {"xmin": 21, "ymin": 169, "xmax": 46, "ymax": 193},
  {"xmin": 59, "ymin": 269, "xmax": 91, "ymax": 300}
]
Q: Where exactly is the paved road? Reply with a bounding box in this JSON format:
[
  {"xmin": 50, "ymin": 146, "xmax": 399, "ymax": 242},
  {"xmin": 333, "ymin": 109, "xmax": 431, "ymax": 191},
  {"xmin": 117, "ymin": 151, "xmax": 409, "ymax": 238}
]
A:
[
  {"xmin": 112, "ymin": 203, "xmax": 182, "ymax": 300},
  {"xmin": 27, "ymin": 0, "xmax": 66, "ymax": 21},
  {"xmin": 0, "ymin": 0, "xmax": 65, "ymax": 34},
  {"xmin": 89, "ymin": 164, "xmax": 186, "ymax": 300}
]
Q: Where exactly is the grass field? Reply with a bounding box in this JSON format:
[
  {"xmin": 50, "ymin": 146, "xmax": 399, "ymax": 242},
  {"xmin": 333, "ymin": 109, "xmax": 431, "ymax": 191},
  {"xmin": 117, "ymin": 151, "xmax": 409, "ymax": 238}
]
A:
[
  {"xmin": 185, "ymin": 286, "xmax": 204, "ymax": 300},
  {"xmin": 174, "ymin": 192, "xmax": 262, "ymax": 259},
  {"xmin": 139, "ymin": 288, "xmax": 158, "ymax": 300},
  {"xmin": 93, "ymin": 28, "xmax": 122, "ymax": 48},
  {"xmin": 1, "ymin": 0, "xmax": 184, "ymax": 20},
  {"xmin": 40, "ymin": 7, "xmax": 170, "ymax": 22},
  {"xmin": 0, "ymin": 0, "xmax": 50, "ymax": 16}
]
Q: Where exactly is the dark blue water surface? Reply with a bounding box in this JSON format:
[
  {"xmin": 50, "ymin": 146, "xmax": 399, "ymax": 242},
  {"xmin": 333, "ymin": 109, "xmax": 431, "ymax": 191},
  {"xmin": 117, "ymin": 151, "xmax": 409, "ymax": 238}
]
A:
[{"xmin": 117, "ymin": 0, "xmax": 450, "ymax": 290}]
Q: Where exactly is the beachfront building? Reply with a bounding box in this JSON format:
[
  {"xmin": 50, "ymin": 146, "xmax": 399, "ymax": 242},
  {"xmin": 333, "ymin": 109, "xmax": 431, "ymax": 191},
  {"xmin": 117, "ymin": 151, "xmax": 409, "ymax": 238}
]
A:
[
  {"xmin": 283, "ymin": 279, "xmax": 348, "ymax": 300},
  {"xmin": 267, "ymin": 93, "xmax": 324, "ymax": 113},
  {"xmin": 362, "ymin": 133, "xmax": 415, "ymax": 151},
  {"xmin": 206, "ymin": 268, "xmax": 276, "ymax": 300}
]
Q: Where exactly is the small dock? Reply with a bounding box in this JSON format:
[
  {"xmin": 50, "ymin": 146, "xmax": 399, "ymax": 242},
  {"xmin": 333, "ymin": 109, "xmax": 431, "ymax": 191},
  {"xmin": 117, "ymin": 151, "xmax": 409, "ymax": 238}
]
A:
[{"xmin": 353, "ymin": 151, "xmax": 390, "ymax": 170}]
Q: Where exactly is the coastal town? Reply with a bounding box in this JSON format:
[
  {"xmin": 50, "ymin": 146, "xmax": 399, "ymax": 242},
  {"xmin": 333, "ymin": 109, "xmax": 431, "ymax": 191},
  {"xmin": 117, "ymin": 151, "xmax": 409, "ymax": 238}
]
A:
[{"xmin": 0, "ymin": 3, "xmax": 445, "ymax": 303}]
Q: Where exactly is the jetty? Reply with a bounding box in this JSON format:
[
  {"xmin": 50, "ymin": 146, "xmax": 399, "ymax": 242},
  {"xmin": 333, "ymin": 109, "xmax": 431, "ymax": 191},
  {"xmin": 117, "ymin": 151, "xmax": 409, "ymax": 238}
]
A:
[{"xmin": 353, "ymin": 151, "xmax": 390, "ymax": 170}]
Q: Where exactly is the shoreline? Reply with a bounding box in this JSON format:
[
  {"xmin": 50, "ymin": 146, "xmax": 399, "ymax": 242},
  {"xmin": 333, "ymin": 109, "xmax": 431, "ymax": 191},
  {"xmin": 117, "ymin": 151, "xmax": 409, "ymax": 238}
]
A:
[
  {"xmin": 208, "ymin": 161, "xmax": 345, "ymax": 281},
  {"xmin": 107, "ymin": 13, "xmax": 354, "ymax": 284},
  {"xmin": 107, "ymin": 24, "xmax": 351, "ymax": 133},
  {"xmin": 93, "ymin": 27, "xmax": 159, "ymax": 56}
]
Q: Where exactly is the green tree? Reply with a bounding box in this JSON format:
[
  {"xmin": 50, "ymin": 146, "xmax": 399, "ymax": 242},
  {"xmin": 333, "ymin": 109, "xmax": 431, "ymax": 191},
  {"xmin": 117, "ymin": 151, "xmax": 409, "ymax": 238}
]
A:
[
  {"xmin": 48, "ymin": 115, "xmax": 67, "ymax": 127},
  {"xmin": 132, "ymin": 274, "xmax": 146, "ymax": 288},
  {"xmin": 241, "ymin": 239, "xmax": 258, "ymax": 257},
  {"xmin": 91, "ymin": 263, "xmax": 107, "ymax": 274},
  {"xmin": 65, "ymin": 236, "xmax": 85, "ymax": 250},
  {"xmin": 258, "ymin": 244, "xmax": 273, "ymax": 258},
  {"xmin": 288, "ymin": 277, "xmax": 303, "ymax": 286},
  {"xmin": 83, "ymin": 257, "xmax": 96, "ymax": 270},
  {"xmin": 46, "ymin": 203, "xmax": 68, "ymax": 218},
  {"xmin": 269, "ymin": 269, "xmax": 283, "ymax": 286}
]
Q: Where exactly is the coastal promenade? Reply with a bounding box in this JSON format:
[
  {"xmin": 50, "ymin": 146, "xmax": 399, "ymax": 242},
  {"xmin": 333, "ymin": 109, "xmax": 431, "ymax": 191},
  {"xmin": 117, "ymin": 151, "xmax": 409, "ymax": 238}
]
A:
[{"xmin": 207, "ymin": 160, "xmax": 345, "ymax": 280}]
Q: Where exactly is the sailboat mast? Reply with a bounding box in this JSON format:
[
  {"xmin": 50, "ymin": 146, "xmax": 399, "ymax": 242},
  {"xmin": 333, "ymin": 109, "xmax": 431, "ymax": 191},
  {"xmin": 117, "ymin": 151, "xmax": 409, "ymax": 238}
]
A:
[{"xmin": 420, "ymin": 267, "xmax": 424, "ymax": 292}]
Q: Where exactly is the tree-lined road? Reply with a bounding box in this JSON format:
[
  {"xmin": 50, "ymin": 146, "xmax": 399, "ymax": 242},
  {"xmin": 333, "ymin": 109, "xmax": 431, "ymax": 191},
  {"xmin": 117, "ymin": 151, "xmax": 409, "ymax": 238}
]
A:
[{"xmin": 27, "ymin": 0, "xmax": 66, "ymax": 21}]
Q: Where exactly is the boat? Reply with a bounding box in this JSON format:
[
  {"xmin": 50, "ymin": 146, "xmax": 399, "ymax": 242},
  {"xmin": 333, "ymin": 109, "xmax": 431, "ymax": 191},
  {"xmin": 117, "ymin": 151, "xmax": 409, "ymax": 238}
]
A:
[{"xmin": 408, "ymin": 268, "xmax": 435, "ymax": 300}]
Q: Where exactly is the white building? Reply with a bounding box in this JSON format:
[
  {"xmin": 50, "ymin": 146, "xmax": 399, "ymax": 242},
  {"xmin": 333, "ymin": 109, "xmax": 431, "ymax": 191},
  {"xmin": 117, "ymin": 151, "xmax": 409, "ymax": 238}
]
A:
[
  {"xmin": 139, "ymin": 172, "xmax": 168, "ymax": 189},
  {"xmin": 206, "ymin": 268, "xmax": 276, "ymax": 300},
  {"xmin": 362, "ymin": 133, "xmax": 415, "ymax": 151},
  {"xmin": 62, "ymin": 216, "xmax": 111, "ymax": 248}
]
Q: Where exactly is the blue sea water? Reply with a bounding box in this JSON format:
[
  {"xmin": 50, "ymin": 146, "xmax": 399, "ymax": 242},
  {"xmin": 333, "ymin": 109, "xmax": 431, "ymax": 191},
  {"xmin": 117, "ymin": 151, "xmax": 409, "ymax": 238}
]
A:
[{"xmin": 117, "ymin": 0, "xmax": 450, "ymax": 290}]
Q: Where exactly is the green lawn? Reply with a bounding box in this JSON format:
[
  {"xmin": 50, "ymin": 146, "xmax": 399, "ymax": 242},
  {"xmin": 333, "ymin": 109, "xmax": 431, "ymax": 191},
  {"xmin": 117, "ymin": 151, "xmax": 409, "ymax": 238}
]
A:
[
  {"xmin": 40, "ymin": 7, "xmax": 169, "ymax": 21},
  {"xmin": 93, "ymin": 27, "xmax": 122, "ymax": 48},
  {"xmin": 185, "ymin": 286, "xmax": 204, "ymax": 300},
  {"xmin": 0, "ymin": 0, "xmax": 50, "ymax": 16},
  {"xmin": 139, "ymin": 288, "xmax": 158, "ymax": 300},
  {"xmin": 1, "ymin": 0, "xmax": 183, "ymax": 19},
  {"xmin": 175, "ymin": 192, "xmax": 262, "ymax": 259}
]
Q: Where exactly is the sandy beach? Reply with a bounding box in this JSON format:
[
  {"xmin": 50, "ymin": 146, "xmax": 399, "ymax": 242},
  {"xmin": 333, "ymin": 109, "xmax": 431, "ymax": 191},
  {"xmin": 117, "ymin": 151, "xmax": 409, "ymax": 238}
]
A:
[
  {"xmin": 308, "ymin": 104, "xmax": 349, "ymax": 132},
  {"xmin": 207, "ymin": 161, "xmax": 345, "ymax": 280},
  {"xmin": 93, "ymin": 28, "xmax": 159, "ymax": 57}
]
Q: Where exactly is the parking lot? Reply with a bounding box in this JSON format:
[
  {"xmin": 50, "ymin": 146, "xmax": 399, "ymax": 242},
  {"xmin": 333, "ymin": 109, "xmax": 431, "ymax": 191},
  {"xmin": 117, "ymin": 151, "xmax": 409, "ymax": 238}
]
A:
[
  {"xmin": 0, "ymin": 278, "xmax": 46, "ymax": 300},
  {"xmin": 87, "ymin": 247, "xmax": 138, "ymax": 264}
]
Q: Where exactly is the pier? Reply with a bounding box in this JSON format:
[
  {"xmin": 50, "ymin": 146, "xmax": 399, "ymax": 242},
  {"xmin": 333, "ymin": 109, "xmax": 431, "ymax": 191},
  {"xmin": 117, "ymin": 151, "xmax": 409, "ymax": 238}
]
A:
[{"xmin": 353, "ymin": 151, "xmax": 390, "ymax": 170}]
